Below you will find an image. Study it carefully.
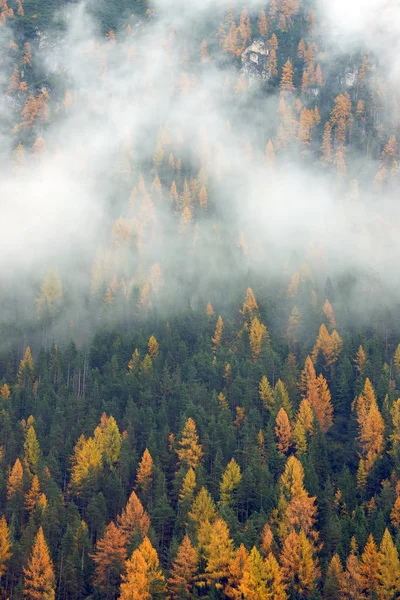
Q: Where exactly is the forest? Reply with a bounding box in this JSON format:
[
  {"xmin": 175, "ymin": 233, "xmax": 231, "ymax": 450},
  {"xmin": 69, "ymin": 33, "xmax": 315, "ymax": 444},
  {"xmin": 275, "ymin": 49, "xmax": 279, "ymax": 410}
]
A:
[{"xmin": 1, "ymin": 0, "xmax": 400, "ymax": 598}]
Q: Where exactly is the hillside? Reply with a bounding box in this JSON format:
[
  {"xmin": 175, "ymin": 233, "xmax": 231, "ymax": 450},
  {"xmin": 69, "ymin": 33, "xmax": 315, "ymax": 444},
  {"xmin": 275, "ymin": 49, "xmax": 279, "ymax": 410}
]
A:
[{"xmin": 0, "ymin": 0, "xmax": 400, "ymax": 598}]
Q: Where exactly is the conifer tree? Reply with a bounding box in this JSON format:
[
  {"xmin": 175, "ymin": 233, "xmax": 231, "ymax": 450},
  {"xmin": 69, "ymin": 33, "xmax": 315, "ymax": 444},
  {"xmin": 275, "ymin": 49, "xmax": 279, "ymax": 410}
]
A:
[
  {"xmin": 176, "ymin": 418, "xmax": 203, "ymax": 469},
  {"xmin": 360, "ymin": 533, "xmax": 379, "ymax": 597},
  {"xmin": 275, "ymin": 408, "xmax": 292, "ymax": 455},
  {"xmin": 168, "ymin": 535, "xmax": 198, "ymax": 599},
  {"xmin": 117, "ymin": 490, "xmax": 150, "ymax": 543},
  {"xmin": 92, "ymin": 522, "xmax": 127, "ymax": 599},
  {"xmin": 136, "ymin": 448, "xmax": 153, "ymax": 497},
  {"xmin": 239, "ymin": 546, "xmax": 268, "ymax": 599},
  {"xmin": 220, "ymin": 458, "xmax": 242, "ymax": 507},
  {"xmin": 259, "ymin": 376, "xmax": 275, "ymax": 411},
  {"xmin": 280, "ymin": 60, "xmax": 295, "ymax": 93},
  {"xmin": 204, "ymin": 518, "xmax": 234, "ymax": 589},
  {"xmin": 7, "ymin": 458, "xmax": 24, "ymax": 499},
  {"xmin": 0, "ymin": 516, "xmax": 11, "ymax": 579},
  {"xmin": 377, "ymin": 528, "xmax": 400, "ymax": 599},
  {"xmin": 23, "ymin": 526, "xmax": 55, "ymax": 600}
]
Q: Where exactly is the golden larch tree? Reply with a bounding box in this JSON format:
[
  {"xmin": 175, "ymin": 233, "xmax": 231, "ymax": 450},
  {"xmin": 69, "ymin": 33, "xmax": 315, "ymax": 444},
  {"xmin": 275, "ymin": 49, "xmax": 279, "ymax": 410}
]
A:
[
  {"xmin": 25, "ymin": 475, "xmax": 41, "ymax": 513},
  {"xmin": 176, "ymin": 418, "xmax": 203, "ymax": 469},
  {"xmin": 226, "ymin": 544, "xmax": 249, "ymax": 599},
  {"xmin": 360, "ymin": 533, "xmax": 379, "ymax": 597},
  {"xmin": 220, "ymin": 458, "xmax": 242, "ymax": 507},
  {"xmin": 264, "ymin": 552, "xmax": 288, "ymax": 600},
  {"xmin": 23, "ymin": 526, "xmax": 55, "ymax": 600},
  {"xmin": 280, "ymin": 60, "xmax": 295, "ymax": 93},
  {"xmin": 204, "ymin": 518, "xmax": 234, "ymax": 589},
  {"xmin": 136, "ymin": 448, "xmax": 153, "ymax": 497},
  {"xmin": 212, "ymin": 316, "xmax": 224, "ymax": 352},
  {"xmin": 354, "ymin": 345, "xmax": 367, "ymax": 378},
  {"xmin": 179, "ymin": 467, "xmax": 196, "ymax": 503},
  {"xmin": 189, "ymin": 487, "xmax": 218, "ymax": 550},
  {"xmin": 91, "ymin": 521, "xmax": 127, "ymax": 598},
  {"xmin": 240, "ymin": 288, "xmax": 258, "ymax": 321},
  {"xmin": 280, "ymin": 529, "xmax": 318, "ymax": 597},
  {"xmin": 249, "ymin": 317, "xmax": 269, "ymax": 361},
  {"xmin": 239, "ymin": 546, "xmax": 269, "ymax": 599},
  {"xmin": 168, "ymin": 535, "xmax": 198, "ymax": 599},
  {"xmin": 377, "ymin": 528, "xmax": 400, "ymax": 599},
  {"xmin": 0, "ymin": 515, "xmax": 12, "ymax": 579},
  {"xmin": 260, "ymin": 523, "xmax": 273, "ymax": 557},
  {"xmin": 340, "ymin": 551, "xmax": 364, "ymax": 600},
  {"xmin": 7, "ymin": 458, "xmax": 24, "ymax": 499},
  {"xmin": 354, "ymin": 378, "xmax": 385, "ymax": 484},
  {"xmin": 275, "ymin": 408, "xmax": 293, "ymax": 455},
  {"xmin": 24, "ymin": 425, "xmax": 41, "ymax": 473},
  {"xmin": 117, "ymin": 489, "xmax": 150, "ymax": 543},
  {"xmin": 147, "ymin": 336, "xmax": 159, "ymax": 359}
]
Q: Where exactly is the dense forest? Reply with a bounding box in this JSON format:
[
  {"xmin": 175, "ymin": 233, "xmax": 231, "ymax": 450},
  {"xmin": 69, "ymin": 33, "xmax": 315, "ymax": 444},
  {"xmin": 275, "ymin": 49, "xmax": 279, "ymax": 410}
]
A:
[{"xmin": 1, "ymin": 0, "xmax": 400, "ymax": 598}]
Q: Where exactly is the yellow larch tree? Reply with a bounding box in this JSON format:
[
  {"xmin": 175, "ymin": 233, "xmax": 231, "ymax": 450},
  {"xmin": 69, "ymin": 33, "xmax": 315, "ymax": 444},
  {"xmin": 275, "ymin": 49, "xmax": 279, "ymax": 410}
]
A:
[
  {"xmin": 91, "ymin": 521, "xmax": 127, "ymax": 598},
  {"xmin": 23, "ymin": 526, "xmax": 55, "ymax": 600},
  {"xmin": 206, "ymin": 302, "xmax": 215, "ymax": 316},
  {"xmin": 120, "ymin": 537, "xmax": 165, "ymax": 600},
  {"xmin": 240, "ymin": 288, "xmax": 258, "ymax": 322},
  {"xmin": 300, "ymin": 357, "xmax": 333, "ymax": 433},
  {"xmin": 275, "ymin": 408, "xmax": 293, "ymax": 455},
  {"xmin": 311, "ymin": 324, "xmax": 342, "ymax": 368},
  {"xmin": 225, "ymin": 544, "xmax": 249, "ymax": 599},
  {"xmin": 24, "ymin": 425, "xmax": 41, "ymax": 473},
  {"xmin": 354, "ymin": 378, "xmax": 385, "ymax": 485},
  {"xmin": 239, "ymin": 546, "xmax": 269, "ymax": 599},
  {"xmin": 136, "ymin": 448, "xmax": 153, "ymax": 497},
  {"xmin": 17, "ymin": 346, "xmax": 34, "ymax": 388},
  {"xmin": 249, "ymin": 317, "xmax": 269, "ymax": 361},
  {"xmin": 168, "ymin": 535, "xmax": 198, "ymax": 599},
  {"xmin": 212, "ymin": 316, "xmax": 224, "ymax": 352},
  {"xmin": 278, "ymin": 456, "xmax": 317, "ymax": 540},
  {"xmin": 147, "ymin": 336, "xmax": 159, "ymax": 359},
  {"xmin": 117, "ymin": 489, "xmax": 150, "ymax": 543},
  {"xmin": 179, "ymin": 467, "xmax": 196, "ymax": 503},
  {"xmin": 220, "ymin": 458, "xmax": 242, "ymax": 507},
  {"xmin": 340, "ymin": 550, "xmax": 364, "ymax": 599},
  {"xmin": 265, "ymin": 552, "xmax": 288, "ymax": 600},
  {"xmin": 377, "ymin": 528, "xmax": 400, "ymax": 599},
  {"xmin": 188, "ymin": 487, "xmax": 217, "ymax": 550},
  {"xmin": 176, "ymin": 418, "xmax": 203, "ymax": 469},
  {"xmin": 360, "ymin": 533, "xmax": 379, "ymax": 597},
  {"xmin": 354, "ymin": 345, "xmax": 367, "ymax": 378},
  {"xmin": 260, "ymin": 523, "xmax": 273, "ymax": 557},
  {"xmin": 280, "ymin": 60, "xmax": 295, "ymax": 93},
  {"xmin": 25, "ymin": 475, "xmax": 41, "ymax": 513},
  {"xmin": 70, "ymin": 435, "xmax": 102, "ymax": 492},
  {"xmin": 7, "ymin": 458, "xmax": 24, "ymax": 499},
  {"xmin": 203, "ymin": 518, "xmax": 234, "ymax": 590},
  {"xmin": 280, "ymin": 529, "xmax": 318, "ymax": 597},
  {"xmin": 0, "ymin": 516, "xmax": 12, "ymax": 579}
]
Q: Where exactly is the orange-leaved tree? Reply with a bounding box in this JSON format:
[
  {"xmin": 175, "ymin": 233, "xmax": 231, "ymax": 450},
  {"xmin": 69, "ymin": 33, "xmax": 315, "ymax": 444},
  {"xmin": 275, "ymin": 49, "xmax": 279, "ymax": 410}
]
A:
[{"xmin": 23, "ymin": 526, "xmax": 55, "ymax": 600}]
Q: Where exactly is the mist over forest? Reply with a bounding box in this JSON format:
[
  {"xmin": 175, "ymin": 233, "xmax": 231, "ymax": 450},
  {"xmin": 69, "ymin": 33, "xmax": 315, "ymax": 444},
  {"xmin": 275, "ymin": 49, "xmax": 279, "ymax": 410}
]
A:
[{"xmin": 0, "ymin": 0, "xmax": 400, "ymax": 599}]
